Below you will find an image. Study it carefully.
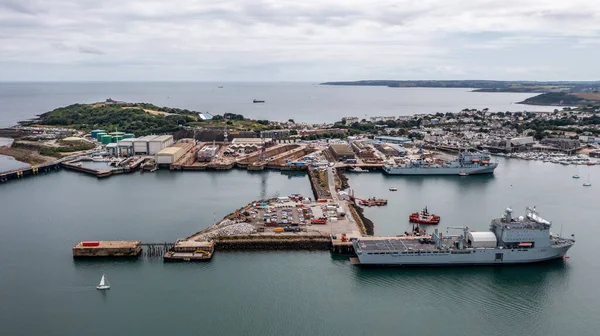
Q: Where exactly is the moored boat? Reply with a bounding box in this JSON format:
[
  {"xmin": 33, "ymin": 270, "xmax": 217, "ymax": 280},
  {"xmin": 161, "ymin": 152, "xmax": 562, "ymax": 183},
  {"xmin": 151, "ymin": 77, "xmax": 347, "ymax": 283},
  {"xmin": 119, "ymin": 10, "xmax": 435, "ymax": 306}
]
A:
[
  {"xmin": 358, "ymin": 197, "xmax": 388, "ymax": 206},
  {"xmin": 389, "ymin": 187, "xmax": 397, "ymax": 191},
  {"xmin": 352, "ymin": 206, "xmax": 576, "ymax": 266},
  {"xmin": 409, "ymin": 206, "xmax": 440, "ymax": 225},
  {"xmin": 350, "ymin": 167, "xmax": 368, "ymax": 173}
]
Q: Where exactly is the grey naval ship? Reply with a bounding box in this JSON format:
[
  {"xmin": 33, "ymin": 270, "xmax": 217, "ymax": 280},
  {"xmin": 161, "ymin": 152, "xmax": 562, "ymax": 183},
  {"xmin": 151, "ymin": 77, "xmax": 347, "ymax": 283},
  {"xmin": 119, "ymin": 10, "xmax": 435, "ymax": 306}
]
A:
[
  {"xmin": 382, "ymin": 150, "xmax": 498, "ymax": 175},
  {"xmin": 352, "ymin": 207, "xmax": 575, "ymax": 266}
]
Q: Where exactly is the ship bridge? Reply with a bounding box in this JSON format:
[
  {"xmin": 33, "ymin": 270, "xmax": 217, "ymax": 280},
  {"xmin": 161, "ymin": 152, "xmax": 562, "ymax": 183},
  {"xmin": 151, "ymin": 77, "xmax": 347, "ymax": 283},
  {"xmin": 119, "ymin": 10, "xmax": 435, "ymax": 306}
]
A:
[{"xmin": 491, "ymin": 207, "xmax": 552, "ymax": 248}]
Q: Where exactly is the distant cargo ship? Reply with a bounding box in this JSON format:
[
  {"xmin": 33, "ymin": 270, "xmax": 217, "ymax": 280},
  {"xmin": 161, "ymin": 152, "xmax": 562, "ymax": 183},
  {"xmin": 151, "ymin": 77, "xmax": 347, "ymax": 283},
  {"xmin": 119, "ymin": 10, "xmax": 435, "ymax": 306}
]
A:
[
  {"xmin": 383, "ymin": 150, "xmax": 498, "ymax": 175},
  {"xmin": 352, "ymin": 207, "xmax": 575, "ymax": 266},
  {"xmin": 253, "ymin": 99, "xmax": 265, "ymax": 103}
]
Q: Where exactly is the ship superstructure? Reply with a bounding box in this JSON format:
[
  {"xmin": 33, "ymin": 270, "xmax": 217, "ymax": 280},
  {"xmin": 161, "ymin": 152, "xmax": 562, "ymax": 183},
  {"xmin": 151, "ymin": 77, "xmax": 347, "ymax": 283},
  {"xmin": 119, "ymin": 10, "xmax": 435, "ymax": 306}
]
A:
[
  {"xmin": 382, "ymin": 150, "xmax": 498, "ymax": 175},
  {"xmin": 352, "ymin": 207, "xmax": 574, "ymax": 266}
]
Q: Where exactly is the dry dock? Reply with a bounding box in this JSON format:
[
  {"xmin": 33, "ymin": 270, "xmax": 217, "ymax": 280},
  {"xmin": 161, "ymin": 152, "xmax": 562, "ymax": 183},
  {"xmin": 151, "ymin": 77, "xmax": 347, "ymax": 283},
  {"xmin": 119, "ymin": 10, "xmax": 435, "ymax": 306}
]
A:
[{"xmin": 73, "ymin": 240, "xmax": 142, "ymax": 258}]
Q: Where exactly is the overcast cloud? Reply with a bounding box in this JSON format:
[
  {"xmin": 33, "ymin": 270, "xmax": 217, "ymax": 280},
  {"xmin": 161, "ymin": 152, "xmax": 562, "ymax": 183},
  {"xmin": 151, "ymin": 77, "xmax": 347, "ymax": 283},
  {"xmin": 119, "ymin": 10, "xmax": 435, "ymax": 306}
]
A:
[{"xmin": 0, "ymin": 0, "xmax": 599, "ymax": 81}]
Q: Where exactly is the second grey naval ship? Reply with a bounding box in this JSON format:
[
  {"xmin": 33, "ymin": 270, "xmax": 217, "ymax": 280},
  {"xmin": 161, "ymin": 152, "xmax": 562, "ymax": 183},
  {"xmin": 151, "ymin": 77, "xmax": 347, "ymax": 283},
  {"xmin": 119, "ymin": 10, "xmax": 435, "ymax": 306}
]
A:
[
  {"xmin": 382, "ymin": 150, "xmax": 498, "ymax": 175},
  {"xmin": 352, "ymin": 207, "xmax": 574, "ymax": 266}
]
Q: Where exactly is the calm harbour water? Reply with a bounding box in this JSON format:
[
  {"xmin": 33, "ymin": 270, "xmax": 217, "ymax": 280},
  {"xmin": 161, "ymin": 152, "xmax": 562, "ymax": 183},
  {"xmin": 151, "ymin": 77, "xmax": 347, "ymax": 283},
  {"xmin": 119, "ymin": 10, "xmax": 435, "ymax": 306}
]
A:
[
  {"xmin": 0, "ymin": 82, "xmax": 559, "ymax": 127},
  {"xmin": 1, "ymin": 159, "xmax": 599, "ymax": 336}
]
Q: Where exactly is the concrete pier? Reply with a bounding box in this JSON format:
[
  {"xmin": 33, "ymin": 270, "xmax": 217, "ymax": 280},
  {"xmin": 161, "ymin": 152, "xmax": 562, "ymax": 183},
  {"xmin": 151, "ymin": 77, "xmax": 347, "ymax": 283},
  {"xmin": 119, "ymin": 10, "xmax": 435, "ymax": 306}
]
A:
[
  {"xmin": 163, "ymin": 240, "xmax": 215, "ymax": 261},
  {"xmin": 73, "ymin": 240, "xmax": 142, "ymax": 258},
  {"xmin": 0, "ymin": 162, "xmax": 61, "ymax": 183}
]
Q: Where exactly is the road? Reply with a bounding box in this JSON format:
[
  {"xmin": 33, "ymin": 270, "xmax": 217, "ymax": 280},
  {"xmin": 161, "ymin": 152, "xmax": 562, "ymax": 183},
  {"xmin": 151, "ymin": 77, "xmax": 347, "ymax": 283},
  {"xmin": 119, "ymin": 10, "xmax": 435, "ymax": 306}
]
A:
[{"xmin": 327, "ymin": 166, "xmax": 338, "ymax": 201}]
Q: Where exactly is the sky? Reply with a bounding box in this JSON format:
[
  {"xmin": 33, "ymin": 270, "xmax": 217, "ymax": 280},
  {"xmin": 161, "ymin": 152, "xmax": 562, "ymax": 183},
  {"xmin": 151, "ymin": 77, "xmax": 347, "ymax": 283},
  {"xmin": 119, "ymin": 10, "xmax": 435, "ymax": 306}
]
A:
[{"xmin": 0, "ymin": 0, "xmax": 599, "ymax": 82}]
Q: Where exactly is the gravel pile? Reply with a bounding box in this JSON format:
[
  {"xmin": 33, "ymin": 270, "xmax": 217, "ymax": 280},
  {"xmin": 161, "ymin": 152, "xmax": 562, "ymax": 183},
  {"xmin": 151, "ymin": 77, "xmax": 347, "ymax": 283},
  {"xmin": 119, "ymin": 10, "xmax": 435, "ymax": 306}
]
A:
[
  {"xmin": 212, "ymin": 219, "xmax": 236, "ymax": 229},
  {"xmin": 195, "ymin": 223, "xmax": 256, "ymax": 241}
]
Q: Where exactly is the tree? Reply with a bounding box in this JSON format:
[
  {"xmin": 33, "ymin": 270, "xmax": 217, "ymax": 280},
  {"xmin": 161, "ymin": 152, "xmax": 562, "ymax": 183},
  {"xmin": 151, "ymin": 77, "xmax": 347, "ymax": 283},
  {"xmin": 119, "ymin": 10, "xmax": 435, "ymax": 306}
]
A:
[
  {"xmin": 386, "ymin": 120, "xmax": 397, "ymax": 128},
  {"xmin": 288, "ymin": 119, "xmax": 295, "ymax": 123},
  {"xmin": 533, "ymin": 130, "xmax": 546, "ymax": 141}
]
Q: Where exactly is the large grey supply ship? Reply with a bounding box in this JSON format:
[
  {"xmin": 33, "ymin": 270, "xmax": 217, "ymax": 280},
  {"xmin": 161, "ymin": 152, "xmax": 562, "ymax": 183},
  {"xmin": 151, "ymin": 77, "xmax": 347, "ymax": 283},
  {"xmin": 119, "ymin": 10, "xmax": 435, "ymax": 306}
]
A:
[
  {"xmin": 382, "ymin": 150, "xmax": 498, "ymax": 175},
  {"xmin": 352, "ymin": 207, "xmax": 574, "ymax": 266}
]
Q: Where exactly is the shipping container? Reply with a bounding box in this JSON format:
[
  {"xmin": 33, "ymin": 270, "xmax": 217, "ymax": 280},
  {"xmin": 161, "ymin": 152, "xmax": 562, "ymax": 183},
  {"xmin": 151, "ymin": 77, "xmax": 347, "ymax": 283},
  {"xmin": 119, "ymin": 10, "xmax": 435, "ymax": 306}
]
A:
[
  {"xmin": 273, "ymin": 228, "xmax": 284, "ymax": 233},
  {"xmin": 317, "ymin": 199, "xmax": 328, "ymax": 203},
  {"xmin": 82, "ymin": 241, "xmax": 100, "ymax": 247}
]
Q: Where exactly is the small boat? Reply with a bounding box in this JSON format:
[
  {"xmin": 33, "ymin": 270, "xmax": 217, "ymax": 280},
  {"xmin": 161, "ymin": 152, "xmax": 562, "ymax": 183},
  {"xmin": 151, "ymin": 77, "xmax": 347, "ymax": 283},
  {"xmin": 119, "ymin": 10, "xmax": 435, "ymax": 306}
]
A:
[
  {"xmin": 573, "ymin": 175, "xmax": 580, "ymax": 179},
  {"xmin": 588, "ymin": 162, "xmax": 596, "ymax": 166},
  {"xmin": 409, "ymin": 206, "xmax": 440, "ymax": 225},
  {"xmin": 389, "ymin": 187, "xmax": 397, "ymax": 191},
  {"xmin": 96, "ymin": 274, "xmax": 110, "ymax": 290},
  {"xmin": 253, "ymin": 99, "xmax": 265, "ymax": 103},
  {"xmin": 458, "ymin": 172, "xmax": 468, "ymax": 176},
  {"xmin": 583, "ymin": 174, "xmax": 592, "ymax": 187},
  {"xmin": 350, "ymin": 167, "xmax": 368, "ymax": 173}
]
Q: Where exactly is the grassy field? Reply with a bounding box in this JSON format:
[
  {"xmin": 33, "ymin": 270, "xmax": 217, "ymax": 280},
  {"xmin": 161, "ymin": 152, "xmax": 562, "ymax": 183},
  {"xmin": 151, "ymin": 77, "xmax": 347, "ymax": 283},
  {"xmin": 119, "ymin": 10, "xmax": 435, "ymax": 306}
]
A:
[
  {"xmin": 121, "ymin": 106, "xmax": 171, "ymax": 116},
  {"xmin": 572, "ymin": 92, "xmax": 600, "ymax": 101}
]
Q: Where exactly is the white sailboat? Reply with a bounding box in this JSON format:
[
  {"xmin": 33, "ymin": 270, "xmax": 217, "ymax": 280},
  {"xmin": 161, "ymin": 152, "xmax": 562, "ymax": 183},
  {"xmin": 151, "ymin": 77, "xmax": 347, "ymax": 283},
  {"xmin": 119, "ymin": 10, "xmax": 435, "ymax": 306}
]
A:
[
  {"xmin": 583, "ymin": 174, "xmax": 592, "ymax": 187},
  {"xmin": 96, "ymin": 274, "xmax": 110, "ymax": 290}
]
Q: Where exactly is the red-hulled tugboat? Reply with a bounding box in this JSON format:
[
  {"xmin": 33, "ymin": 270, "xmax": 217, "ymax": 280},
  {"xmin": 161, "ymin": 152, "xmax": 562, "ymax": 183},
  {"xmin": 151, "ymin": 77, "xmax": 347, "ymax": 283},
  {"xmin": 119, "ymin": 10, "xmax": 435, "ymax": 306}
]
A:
[{"xmin": 409, "ymin": 206, "xmax": 440, "ymax": 225}]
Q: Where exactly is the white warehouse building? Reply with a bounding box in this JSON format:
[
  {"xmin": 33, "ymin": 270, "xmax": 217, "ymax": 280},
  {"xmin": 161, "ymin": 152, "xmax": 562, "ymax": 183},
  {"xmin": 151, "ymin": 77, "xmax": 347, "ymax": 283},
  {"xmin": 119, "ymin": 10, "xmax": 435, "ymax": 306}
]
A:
[
  {"xmin": 149, "ymin": 135, "xmax": 174, "ymax": 155},
  {"xmin": 133, "ymin": 135, "xmax": 174, "ymax": 155}
]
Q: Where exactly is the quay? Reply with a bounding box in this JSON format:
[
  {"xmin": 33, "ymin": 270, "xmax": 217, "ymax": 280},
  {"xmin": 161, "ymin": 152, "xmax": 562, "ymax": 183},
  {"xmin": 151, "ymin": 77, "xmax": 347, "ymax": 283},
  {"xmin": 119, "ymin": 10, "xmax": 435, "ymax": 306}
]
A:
[
  {"xmin": 214, "ymin": 236, "xmax": 331, "ymax": 251},
  {"xmin": 61, "ymin": 156, "xmax": 151, "ymax": 178},
  {"xmin": 73, "ymin": 240, "xmax": 142, "ymax": 258},
  {"xmin": 0, "ymin": 162, "xmax": 61, "ymax": 183},
  {"xmin": 163, "ymin": 240, "xmax": 215, "ymax": 261}
]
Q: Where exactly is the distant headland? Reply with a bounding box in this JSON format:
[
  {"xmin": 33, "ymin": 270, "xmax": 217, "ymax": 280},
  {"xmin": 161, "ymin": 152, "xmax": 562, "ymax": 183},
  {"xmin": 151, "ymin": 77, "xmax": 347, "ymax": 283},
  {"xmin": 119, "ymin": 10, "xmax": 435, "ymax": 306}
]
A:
[{"xmin": 320, "ymin": 80, "xmax": 600, "ymax": 106}]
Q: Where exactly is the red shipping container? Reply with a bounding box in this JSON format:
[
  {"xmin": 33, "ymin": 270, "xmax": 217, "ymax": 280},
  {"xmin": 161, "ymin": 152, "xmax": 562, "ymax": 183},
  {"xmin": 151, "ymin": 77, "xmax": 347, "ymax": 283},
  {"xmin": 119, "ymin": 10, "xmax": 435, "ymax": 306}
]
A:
[{"xmin": 82, "ymin": 241, "xmax": 100, "ymax": 247}]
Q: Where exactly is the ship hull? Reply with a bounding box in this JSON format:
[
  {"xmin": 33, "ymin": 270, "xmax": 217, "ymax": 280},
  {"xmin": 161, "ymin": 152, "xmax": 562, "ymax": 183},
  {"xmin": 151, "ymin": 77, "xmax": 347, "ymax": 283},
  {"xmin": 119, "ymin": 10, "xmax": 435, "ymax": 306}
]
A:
[
  {"xmin": 354, "ymin": 244, "xmax": 572, "ymax": 266},
  {"xmin": 383, "ymin": 163, "xmax": 498, "ymax": 175}
]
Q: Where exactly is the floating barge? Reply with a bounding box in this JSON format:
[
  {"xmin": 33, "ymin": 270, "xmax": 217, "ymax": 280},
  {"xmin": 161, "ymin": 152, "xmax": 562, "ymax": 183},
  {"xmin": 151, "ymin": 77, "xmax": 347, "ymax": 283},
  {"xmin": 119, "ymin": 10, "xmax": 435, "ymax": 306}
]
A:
[
  {"xmin": 73, "ymin": 240, "xmax": 142, "ymax": 258},
  {"xmin": 163, "ymin": 240, "xmax": 215, "ymax": 261}
]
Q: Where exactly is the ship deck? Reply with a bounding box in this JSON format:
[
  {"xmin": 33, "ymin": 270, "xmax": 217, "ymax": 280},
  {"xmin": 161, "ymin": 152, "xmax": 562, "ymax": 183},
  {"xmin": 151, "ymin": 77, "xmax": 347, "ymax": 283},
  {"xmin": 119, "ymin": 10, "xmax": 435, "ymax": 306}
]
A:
[{"xmin": 357, "ymin": 238, "xmax": 439, "ymax": 253}]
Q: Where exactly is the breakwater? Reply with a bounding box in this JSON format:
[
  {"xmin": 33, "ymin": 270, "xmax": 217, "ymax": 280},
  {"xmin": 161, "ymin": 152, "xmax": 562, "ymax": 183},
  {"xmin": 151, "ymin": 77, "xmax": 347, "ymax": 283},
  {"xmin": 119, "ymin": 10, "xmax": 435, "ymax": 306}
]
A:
[
  {"xmin": 307, "ymin": 168, "xmax": 331, "ymax": 200},
  {"xmin": 348, "ymin": 202, "xmax": 373, "ymax": 235}
]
